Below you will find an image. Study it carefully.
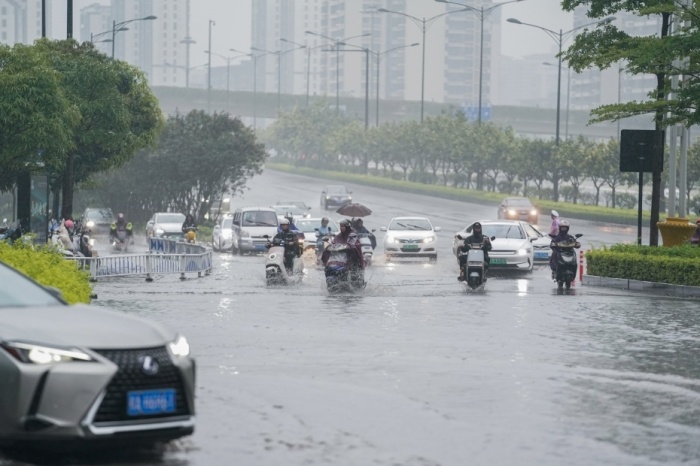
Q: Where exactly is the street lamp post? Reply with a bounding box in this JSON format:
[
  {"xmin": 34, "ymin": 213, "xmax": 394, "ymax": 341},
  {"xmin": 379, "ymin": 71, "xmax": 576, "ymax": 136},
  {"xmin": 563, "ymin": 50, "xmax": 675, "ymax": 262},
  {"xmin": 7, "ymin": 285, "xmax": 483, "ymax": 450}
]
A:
[
  {"xmin": 378, "ymin": 7, "xmax": 469, "ymax": 124},
  {"xmin": 110, "ymin": 15, "xmax": 157, "ymax": 59},
  {"xmin": 544, "ymin": 61, "xmax": 571, "ymax": 140},
  {"xmin": 322, "ymin": 45, "xmax": 371, "ymax": 129},
  {"xmin": 306, "ymin": 31, "xmax": 371, "ymax": 116},
  {"xmin": 435, "ymin": 0, "xmax": 523, "ymax": 125},
  {"xmin": 206, "ymin": 51, "xmax": 248, "ymax": 113},
  {"xmin": 232, "ymin": 48, "xmax": 269, "ymax": 130},
  {"xmin": 372, "ymin": 43, "xmax": 420, "ymax": 126},
  {"xmin": 281, "ymin": 39, "xmax": 327, "ymax": 107},
  {"xmin": 508, "ymin": 16, "xmax": 615, "ymax": 145},
  {"xmin": 252, "ymin": 44, "xmax": 306, "ymax": 114},
  {"xmin": 207, "ymin": 20, "xmax": 215, "ymax": 112}
]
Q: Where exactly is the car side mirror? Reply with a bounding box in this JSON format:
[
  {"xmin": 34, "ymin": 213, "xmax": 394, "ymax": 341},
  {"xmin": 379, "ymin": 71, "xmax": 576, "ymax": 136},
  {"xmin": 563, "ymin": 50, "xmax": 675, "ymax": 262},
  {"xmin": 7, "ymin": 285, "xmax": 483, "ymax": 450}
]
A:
[
  {"xmin": 456, "ymin": 234, "xmax": 464, "ymax": 240},
  {"xmin": 371, "ymin": 229, "xmax": 376, "ymax": 232},
  {"xmin": 380, "ymin": 227, "xmax": 387, "ymax": 232},
  {"xmin": 307, "ymin": 207, "xmax": 312, "ymax": 210},
  {"xmin": 529, "ymin": 237, "xmax": 535, "ymax": 242},
  {"xmin": 214, "ymin": 225, "xmax": 220, "ymax": 230},
  {"xmin": 434, "ymin": 227, "xmax": 442, "ymax": 232},
  {"xmin": 575, "ymin": 233, "xmax": 583, "ymax": 238},
  {"xmin": 491, "ymin": 236, "xmax": 496, "ymax": 241},
  {"xmin": 44, "ymin": 286, "xmax": 67, "ymax": 303},
  {"xmin": 262, "ymin": 234, "xmax": 270, "ymax": 239}
]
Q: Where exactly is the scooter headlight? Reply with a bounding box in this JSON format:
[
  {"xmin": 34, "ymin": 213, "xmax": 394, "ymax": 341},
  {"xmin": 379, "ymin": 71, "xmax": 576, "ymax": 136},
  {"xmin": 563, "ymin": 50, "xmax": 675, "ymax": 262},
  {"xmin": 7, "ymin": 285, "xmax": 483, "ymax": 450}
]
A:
[{"xmin": 86, "ymin": 220, "xmax": 95, "ymax": 228}]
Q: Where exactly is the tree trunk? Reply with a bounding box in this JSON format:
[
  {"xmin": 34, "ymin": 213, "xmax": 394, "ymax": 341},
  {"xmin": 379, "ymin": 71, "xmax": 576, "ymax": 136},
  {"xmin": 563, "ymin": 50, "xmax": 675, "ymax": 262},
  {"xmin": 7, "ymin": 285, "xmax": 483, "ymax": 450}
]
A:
[{"xmin": 61, "ymin": 152, "xmax": 75, "ymax": 220}]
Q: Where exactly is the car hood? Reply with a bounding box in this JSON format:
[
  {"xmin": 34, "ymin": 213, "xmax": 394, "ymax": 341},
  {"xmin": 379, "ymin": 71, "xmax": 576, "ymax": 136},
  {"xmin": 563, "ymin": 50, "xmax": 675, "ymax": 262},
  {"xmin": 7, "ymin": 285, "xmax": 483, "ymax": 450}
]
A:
[
  {"xmin": 491, "ymin": 238, "xmax": 530, "ymax": 251},
  {"xmin": 155, "ymin": 222, "xmax": 183, "ymax": 233},
  {"xmin": 386, "ymin": 230, "xmax": 435, "ymax": 239},
  {"xmin": 0, "ymin": 305, "xmax": 176, "ymax": 349},
  {"xmin": 242, "ymin": 226, "xmax": 278, "ymax": 237}
]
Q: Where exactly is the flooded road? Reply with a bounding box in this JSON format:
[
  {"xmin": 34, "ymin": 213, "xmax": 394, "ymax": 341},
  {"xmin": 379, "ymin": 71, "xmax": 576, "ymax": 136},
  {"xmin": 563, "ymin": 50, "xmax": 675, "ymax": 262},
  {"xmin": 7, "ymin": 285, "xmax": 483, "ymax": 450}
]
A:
[{"xmin": 4, "ymin": 170, "xmax": 700, "ymax": 465}]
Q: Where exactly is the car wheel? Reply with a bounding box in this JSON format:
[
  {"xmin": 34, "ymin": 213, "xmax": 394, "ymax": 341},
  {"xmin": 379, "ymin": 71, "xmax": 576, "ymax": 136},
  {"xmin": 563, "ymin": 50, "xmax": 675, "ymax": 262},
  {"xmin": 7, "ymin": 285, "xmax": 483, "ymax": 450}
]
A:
[
  {"xmin": 237, "ymin": 240, "xmax": 244, "ymax": 256},
  {"xmin": 429, "ymin": 254, "xmax": 438, "ymax": 262},
  {"xmin": 385, "ymin": 254, "xmax": 392, "ymax": 262},
  {"xmin": 212, "ymin": 238, "xmax": 220, "ymax": 252}
]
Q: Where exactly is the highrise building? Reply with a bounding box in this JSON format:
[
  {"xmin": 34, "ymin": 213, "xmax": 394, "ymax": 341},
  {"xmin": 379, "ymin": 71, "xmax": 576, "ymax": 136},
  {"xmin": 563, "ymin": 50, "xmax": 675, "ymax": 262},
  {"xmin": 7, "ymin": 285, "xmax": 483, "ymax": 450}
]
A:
[
  {"xmin": 80, "ymin": 0, "xmax": 189, "ymax": 86},
  {"xmin": 0, "ymin": 0, "xmax": 51, "ymax": 44},
  {"xmin": 251, "ymin": 0, "xmax": 501, "ymax": 111}
]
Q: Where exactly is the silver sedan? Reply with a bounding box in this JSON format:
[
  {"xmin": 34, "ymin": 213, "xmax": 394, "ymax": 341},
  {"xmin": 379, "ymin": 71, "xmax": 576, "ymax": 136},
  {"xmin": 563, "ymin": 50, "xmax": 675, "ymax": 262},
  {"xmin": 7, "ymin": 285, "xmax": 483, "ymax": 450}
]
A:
[{"xmin": 0, "ymin": 262, "xmax": 195, "ymax": 448}]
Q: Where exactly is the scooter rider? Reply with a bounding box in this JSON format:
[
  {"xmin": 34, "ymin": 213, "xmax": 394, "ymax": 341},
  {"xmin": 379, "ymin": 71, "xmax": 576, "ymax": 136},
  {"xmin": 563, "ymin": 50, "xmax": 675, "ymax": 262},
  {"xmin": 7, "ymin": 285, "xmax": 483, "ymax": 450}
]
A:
[
  {"xmin": 111, "ymin": 213, "xmax": 133, "ymax": 242},
  {"xmin": 317, "ymin": 217, "xmax": 333, "ymax": 245},
  {"xmin": 272, "ymin": 218, "xmax": 300, "ymax": 271},
  {"xmin": 321, "ymin": 219, "xmax": 365, "ymax": 268},
  {"xmin": 457, "ymin": 222, "xmax": 492, "ymax": 282},
  {"xmin": 352, "ymin": 218, "xmax": 376, "ymax": 249},
  {"xmin": 549, "ymin": 220, "xmax": 581, "ymax": 279}
]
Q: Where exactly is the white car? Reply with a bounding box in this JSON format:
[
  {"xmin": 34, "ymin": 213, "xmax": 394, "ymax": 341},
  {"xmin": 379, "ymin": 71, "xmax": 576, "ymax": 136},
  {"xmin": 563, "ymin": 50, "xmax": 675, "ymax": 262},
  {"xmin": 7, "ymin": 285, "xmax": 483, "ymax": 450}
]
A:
[
  {"xmin": 271, "ymin": 205, "xmax": 311, "ymax": 224},
  {"xmin": 451, "ymin": 220, "xmax": 536, "ymax": 272},
  {"xmin": 146, "ymin": 212, "xmax": 186, "ymax": 239},
  {"xmin": 295, "ymin": 217, "xmax": 339, "ymax": 250},
  {"xmin": 212, "ymin": 213, "xmax": 234, "ymax": 252},
  {"xmin": 381, "ymin": 217, "xmax": 441, "ymax": 261}
]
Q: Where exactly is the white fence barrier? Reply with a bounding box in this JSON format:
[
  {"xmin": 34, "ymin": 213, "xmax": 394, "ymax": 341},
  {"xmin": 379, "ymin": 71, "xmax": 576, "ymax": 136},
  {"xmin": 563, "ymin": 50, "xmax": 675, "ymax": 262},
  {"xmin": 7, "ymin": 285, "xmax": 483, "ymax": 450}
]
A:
[{"xmin": 67, "ymin": 238, "xmax": 213, "ymax": 281}]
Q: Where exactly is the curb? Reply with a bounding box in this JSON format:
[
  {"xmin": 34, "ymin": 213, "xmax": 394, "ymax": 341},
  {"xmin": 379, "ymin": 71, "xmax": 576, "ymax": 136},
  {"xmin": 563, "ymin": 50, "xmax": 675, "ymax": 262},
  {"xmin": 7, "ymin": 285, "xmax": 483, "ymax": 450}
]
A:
[{"xmin": 582, "ymin": 274, "xmax": 700, "ymax": 298}]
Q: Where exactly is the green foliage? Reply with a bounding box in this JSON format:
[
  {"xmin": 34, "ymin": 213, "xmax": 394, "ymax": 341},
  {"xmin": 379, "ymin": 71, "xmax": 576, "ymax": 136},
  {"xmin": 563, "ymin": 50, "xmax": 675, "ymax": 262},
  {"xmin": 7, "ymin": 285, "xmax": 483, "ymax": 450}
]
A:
[
  {"xmin": 0, "ymin": 241, "xmax": 92, "ymax": 304},
  {"xmin": 82, "ymin": 110, "xmax": 266, "ymax": 224},
  {"xmin": 586, "ymin": 244, "xmax": 700, "ymax": 286}
]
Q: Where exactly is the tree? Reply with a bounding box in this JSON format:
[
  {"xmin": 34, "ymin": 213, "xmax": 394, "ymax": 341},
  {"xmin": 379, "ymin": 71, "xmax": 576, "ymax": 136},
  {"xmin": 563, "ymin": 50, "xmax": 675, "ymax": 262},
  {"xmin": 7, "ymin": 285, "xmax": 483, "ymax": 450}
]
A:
[{"xmin": 33, "ymin": 39, "xmax": 163, "ymax": 219}]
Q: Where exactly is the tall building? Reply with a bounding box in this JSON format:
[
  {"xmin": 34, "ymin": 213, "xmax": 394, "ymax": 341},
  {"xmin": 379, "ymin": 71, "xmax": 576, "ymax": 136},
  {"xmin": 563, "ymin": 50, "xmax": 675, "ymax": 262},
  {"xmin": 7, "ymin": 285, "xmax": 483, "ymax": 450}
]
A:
[
  {"xmin": 80, "ymin": 0, "xmax": 189, "ymax": 86},
  {"xmin": 570, "ymin": 7, "xmax": 659, "ymax": 111},
  {"xmin": 250, "ymin": 0, "xmax": 501, "ymax": 111},
  {"xmin": 0, "ymin": 0, "xmax": 51, "ymax": 44}
]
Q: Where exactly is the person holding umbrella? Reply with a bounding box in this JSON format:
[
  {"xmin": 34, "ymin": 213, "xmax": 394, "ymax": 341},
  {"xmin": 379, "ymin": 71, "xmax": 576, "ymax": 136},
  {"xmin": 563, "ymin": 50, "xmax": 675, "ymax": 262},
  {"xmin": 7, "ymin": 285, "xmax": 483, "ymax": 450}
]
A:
[{"xmin": 352, "ymin": 218, "xmax": 376, "ymax": 249}]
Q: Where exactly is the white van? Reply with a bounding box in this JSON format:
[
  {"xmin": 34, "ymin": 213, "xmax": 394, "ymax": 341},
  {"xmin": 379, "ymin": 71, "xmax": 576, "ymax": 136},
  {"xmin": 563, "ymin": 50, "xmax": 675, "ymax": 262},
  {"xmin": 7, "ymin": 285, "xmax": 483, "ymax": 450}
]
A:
[{"xmin": 231, "ymin": 207, "xmax": 279, "ymax": 254}]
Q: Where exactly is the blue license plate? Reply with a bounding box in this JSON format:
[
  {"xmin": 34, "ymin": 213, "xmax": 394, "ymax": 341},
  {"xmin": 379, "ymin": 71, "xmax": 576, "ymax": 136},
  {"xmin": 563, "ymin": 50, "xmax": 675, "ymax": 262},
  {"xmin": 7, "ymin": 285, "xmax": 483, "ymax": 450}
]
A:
[
  {"xmin": 127, "ymin": 389, "xmax": 176, "ymax": 416},
  {"xmin": 255, "ymin": 244, "xmax": 267, "ymax": 250},
  {"xmin": 534, "ymin": 251, "xmax": 549, "ymax": 259}
]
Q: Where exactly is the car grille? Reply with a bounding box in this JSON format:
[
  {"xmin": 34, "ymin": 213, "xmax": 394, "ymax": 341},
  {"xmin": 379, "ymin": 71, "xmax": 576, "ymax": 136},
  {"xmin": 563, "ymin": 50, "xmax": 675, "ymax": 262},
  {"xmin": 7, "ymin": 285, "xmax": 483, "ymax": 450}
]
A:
[
  {"xmin": 397, "ymin": 239, "xmax": 420, "ymax": 244},
  {"xmin": 92, "ymin": 346, "xmax": 190, "ymax": 423}
]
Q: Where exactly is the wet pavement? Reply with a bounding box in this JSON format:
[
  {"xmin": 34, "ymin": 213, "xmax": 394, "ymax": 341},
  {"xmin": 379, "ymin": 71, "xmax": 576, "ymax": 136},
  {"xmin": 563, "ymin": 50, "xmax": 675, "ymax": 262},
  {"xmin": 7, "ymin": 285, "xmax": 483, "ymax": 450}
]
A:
[{"xmin": 3, "ymin": 170, "xmax": 700, "ymax": 465}]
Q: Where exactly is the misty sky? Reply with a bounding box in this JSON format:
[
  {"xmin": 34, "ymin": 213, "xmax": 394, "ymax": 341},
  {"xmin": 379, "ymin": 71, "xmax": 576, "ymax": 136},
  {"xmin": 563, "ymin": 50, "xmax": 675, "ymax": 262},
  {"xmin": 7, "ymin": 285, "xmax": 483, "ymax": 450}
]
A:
[{"xmin": 55, "ymin": 0, "xmax": 573, "ymax": 65}]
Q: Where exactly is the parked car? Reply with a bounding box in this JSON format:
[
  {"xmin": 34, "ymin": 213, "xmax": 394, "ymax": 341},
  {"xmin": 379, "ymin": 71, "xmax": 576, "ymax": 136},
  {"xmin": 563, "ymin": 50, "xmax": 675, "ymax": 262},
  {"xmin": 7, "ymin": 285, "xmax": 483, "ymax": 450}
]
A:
[
  {"xmin": 381, "ymin": 217, "xmax": 441, "ymax": 261},
  {"xmin": 497, "ymin": 197, "xmax": 539, "ymax": 224},
  {"xmin": 0, "ymin": 261, "xmax": 195, "ymax": 447},
  {"xmin": 271, "ymin": 205, "xmax": 311, "ymax": 224},
  {"xmin": 320, "ymin": 185, "xmax": 352, "ymax": 210},
  {"xmin": 295, "ymin": 217, "xmax": 339, "ymax": 250},
  {"xmin": 146, "ymin": 212, "xmax": 186, "ymax": 240},
  {"xmin": 79, "ymin": 208, "xmax": 115, "ymax": 236},
  {"xmin": 230, "ymin": 207, "xmax": 279, "ymax": 255},
  {"xmin": 451, "ymin": 220, "xmax": 534, "ymax": 272},
  {"xmin": 212, "ymin": 213, "xmax": 234, "ymax": 252}
]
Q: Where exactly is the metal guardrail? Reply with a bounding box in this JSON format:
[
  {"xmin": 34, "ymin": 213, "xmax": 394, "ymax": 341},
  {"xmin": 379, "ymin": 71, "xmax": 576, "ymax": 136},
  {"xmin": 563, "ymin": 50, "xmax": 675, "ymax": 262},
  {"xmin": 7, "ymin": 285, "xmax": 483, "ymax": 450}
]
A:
[{"xmin": 67, "ymin": 238, "xmax": 213, "ymax": 281}]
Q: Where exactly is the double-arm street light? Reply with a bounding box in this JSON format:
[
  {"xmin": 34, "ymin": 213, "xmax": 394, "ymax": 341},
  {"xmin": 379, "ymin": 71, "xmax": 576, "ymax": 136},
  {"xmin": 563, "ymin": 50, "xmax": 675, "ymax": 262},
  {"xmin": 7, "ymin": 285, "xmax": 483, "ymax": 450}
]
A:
[
  {"xmin": 323, "ymin": 43, "xmax": 371, "ymax": 129},
  {"xmin": 435, "ymin": 0, "xmax": 524, "ymax": 125},
  {"xmin": 108, "ymin": 15, "xmax": 157, "ymax": 59},
  {"xmin": 205, "ymin": 50, "xmax": 249, "ymax": 113},
  {"xmin": 507, "ymin": 16, "xmax": 615, "ymax": 144},
  {"xmin": 305, "ymin": 31, "xmax": 371, "ymax": 116},
  {"xmin": 543, "ymin": 61, "xmax": 572, "ymax": 140},
  {"xmin": 251, "ymin": 44, "xmax": 306, "ymax": 114},
  {"xmin": 207, "ymin": 20, "xmax": 215, "ymax": 112},
  {"xmin": 280, "ymin": 38, "xmax": 329, "ymax": 107},
  {"xmin": 372, "ymin": 43, "xmax": 420, "ymax": 126},
  {"xmin": 232, "ymin": 47, "xmax": 267, "ymax": 130}
]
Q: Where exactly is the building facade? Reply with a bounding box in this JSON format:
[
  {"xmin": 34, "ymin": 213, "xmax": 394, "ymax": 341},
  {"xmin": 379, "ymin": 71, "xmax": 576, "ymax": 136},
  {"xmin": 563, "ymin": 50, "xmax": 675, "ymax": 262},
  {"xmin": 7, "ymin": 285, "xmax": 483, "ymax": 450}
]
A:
[{"xmin": 0, "ymin": 0, "xmax": 51, "ymax": 44}]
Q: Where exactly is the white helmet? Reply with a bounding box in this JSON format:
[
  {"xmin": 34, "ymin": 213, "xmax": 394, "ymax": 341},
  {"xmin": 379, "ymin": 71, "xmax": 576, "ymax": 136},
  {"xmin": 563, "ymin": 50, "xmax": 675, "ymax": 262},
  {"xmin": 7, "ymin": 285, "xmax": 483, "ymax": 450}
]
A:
[
  {"xmin": 551, "ymin": 210, "xmax": 559, "ymax": 217},
  {"xmin": 279, "ymin": 218, "xmax": 290, "ymax": 225}
]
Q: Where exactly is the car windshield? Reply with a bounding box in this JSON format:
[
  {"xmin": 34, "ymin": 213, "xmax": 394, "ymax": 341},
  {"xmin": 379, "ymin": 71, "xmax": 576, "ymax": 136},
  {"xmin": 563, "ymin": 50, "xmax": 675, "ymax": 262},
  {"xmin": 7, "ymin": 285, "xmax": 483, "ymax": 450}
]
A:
[
  {"xmin": 0, "ymin": 263, "xmax": 64, "ymax": 308},
  {"xmin": 389, "ymin": 219, "xmax": 432, "ymax": 231},
  {"xmin": 278, "ymin": 202, "xmax": 308, "ymax": 210},
  {"xmin": 242, "ymin": 211, "xmax": 278, "ymax": 227},
  {"xmin": 222, "ymin": 218, "xmax": 232, "ymax": 229},
  {"xmin": 506, "ymin": 198, "xmax": 533, "ymax": 207},
  {"xmin": 479, "ymin": 224, "xmax": 526, "ymax": 239},
  {"xmin": 296, "ymin": 219, "xmax": 338, "ymax": 233},
  {"xmin": 326, "ymin": 186, "xmax": 348, "ymax": 195},
  {"xmin": 157, "ymin": 213, "xmax": 186, "ymax": 223},
  {"xmin": 273, "ymin": 206, "xmax": 303, "ymax": 216},
  {"xmin": 86, "ymin": 209, "xmax": 114, "ymax": 220}
]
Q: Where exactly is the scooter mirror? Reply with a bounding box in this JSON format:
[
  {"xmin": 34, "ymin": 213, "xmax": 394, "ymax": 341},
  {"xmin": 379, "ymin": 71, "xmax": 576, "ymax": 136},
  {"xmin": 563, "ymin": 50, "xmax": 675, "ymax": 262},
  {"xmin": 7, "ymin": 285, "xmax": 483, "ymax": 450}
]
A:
[{"xmin": 575, "ymin": 233, "xmax": 583, "ymax": 238}]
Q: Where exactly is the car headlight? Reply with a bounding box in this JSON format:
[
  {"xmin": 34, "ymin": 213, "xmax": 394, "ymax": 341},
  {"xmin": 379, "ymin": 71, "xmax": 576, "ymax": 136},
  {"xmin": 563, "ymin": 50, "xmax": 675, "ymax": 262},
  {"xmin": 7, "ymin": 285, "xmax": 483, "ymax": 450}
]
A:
[
  {"xmin": 348, "ymin": 196, "xmax": 352, "ymax": 201},
  {"xmin": 86, "ymin": 220, "xmax": 95, "ymax": 228},
  {"xmin": 422, "ymin": 236, "xmax": 435, "ymax": 243},
  {"xmin": 530, "ymin": 210, "xmax": 538, "ymax": 216},
  {"xmin": 240, "ymin": 230, "xmax": 250, "ymax": 238},
  {"xmin": 325, "ymin": 196, "xmax": 330, "ymax": 200},
  {"xmin": 155, "ymin": 227, "xmax": 165, "ymax": 236},
  {"xmin": 169, "ymin": 335, "xmax": 190, "ymax": 358},
  {"xmin": 1, "ymin": 341, "xmax": 94, "ymax": 364},
  {"xmin": 517, "ymin": 248, "xmax": 532, "ymax": 256},
  {"xmin": 508, "ymin": 209, "xmax": 517, "ymax": 216}
]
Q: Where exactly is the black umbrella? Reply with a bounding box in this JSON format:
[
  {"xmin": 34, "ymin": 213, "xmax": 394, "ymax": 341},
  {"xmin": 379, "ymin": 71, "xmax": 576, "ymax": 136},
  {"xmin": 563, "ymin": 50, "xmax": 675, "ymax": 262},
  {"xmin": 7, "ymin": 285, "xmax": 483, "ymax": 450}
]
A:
[{"xmin": 336, "ymin": 203, "xmax": 372, "ymax": 217}]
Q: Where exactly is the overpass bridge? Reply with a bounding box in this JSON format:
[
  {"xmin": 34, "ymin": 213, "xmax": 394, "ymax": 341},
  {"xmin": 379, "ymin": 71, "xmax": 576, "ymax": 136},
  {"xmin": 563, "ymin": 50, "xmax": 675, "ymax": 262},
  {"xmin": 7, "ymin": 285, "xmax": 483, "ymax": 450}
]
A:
[{"xmin": 151, "ymin": 86, "xmax": 653, "ymax": 141}]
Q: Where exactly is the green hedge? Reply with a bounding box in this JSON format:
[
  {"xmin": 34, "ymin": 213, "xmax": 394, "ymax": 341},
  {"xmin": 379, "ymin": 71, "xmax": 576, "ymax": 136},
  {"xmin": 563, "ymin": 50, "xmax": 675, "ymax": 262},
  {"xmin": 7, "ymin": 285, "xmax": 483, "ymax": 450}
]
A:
[
  {"xmin": 265, "ymin": 163, "xmax": 669, "ymax": 226},
  {"xmin": 0, "ymin": 241, "xmax": 92, "ymax": 304},
  {"xmin": 585, "ymin": 244, "xmax": 700, "ymax": 286}
]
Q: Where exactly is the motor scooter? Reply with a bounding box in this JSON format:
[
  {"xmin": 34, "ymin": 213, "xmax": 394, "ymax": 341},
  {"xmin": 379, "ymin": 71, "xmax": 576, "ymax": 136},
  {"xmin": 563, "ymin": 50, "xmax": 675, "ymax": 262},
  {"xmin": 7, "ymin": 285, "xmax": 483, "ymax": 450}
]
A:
[
  {"xmin": 315, "ymin": 230, "xmax": 333, "ymax": 265},
  {"xmin": 111, "ymin": 229, "xmax": 130, "ymax": 252},
  {"xmin": 264, "ymin": 234, "xmax": 304, "ymax": 286},
  {"xmin": 323, "ymin": 242, "xmax": 365, "ymax": 293},
  {"xmin": 457, "ymin": 235, "xmax": 494, "ymax": 291},
  {"xmin": 357, "ymin": 231, "xmax": 376, "ymax": 266},
  {"xmin": 551, "ymin": 233, "xmax": 583, "ymax": 290}
]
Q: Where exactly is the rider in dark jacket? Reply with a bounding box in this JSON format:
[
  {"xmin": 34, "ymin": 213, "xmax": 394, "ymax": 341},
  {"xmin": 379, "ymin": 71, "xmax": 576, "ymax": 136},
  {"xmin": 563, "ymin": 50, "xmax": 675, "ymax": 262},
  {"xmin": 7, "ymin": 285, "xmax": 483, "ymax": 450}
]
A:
[
  {"xmin": 352, "ymin": 218, "xmax": 376, "ymax": 249},
  {"xmin": 549, "ymin": 220, "xmax": 580, "ymax": 279},
  {"xmin": 321, "ymin": 219, "xmax": 365, "ymax": 269},
  {"xmin": 271, "ymin": 218, "xmax": 300, "ymax": 271},
  {"xmin": 457, "ymin": 222, "xmax": 492, "ymax": 281}
]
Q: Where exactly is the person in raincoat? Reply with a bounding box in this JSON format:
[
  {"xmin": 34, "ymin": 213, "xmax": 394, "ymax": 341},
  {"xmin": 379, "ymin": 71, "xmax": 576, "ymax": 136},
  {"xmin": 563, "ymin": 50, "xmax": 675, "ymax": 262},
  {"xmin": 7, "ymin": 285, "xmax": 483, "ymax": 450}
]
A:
[{"xmin": 549, "ymin": 210, "xmax": 560, "ymax": 237}]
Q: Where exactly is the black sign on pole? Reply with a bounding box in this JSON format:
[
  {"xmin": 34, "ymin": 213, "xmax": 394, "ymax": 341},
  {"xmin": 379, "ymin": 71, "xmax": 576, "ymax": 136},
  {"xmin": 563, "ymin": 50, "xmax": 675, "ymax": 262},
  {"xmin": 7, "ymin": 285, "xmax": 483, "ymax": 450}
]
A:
[{"xmin": 620, "ymin": 129, "xmax": 664, "ymax": 245}]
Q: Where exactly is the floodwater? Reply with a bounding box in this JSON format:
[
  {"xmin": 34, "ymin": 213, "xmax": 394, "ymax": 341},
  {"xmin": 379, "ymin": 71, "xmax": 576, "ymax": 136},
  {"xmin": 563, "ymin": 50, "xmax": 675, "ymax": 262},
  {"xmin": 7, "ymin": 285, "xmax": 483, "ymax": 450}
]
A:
[{"xmin": 3, "ymin": 170, "xmax": 699, "ymax": 465}]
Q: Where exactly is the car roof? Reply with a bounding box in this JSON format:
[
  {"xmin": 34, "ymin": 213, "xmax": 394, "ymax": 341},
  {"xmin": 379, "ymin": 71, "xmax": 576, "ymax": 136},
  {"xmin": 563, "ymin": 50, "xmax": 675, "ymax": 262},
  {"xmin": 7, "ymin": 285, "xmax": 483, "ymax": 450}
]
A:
[
  {"xmin": 235, "ymin": 206, "xmax": 276, "ymax": 212},
  {"xmin": 390, "ymin": 216, "xmax": 431, "ymax": 221}
]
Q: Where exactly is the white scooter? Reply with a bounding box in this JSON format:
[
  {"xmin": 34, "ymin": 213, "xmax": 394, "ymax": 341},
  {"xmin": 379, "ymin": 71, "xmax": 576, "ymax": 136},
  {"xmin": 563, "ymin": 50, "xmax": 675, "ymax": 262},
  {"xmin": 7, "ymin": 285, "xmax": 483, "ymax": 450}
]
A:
[
  {"xmin": 264, "ymin": 234, "xmax": 304, "ymax": 286},
  {"xmin": 357, "ymin": 231, "xmax": 376, "ymax": 266},
  {"xmin": 457, "ymin": 235, "xmax": 494, "ymax": 291}
]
